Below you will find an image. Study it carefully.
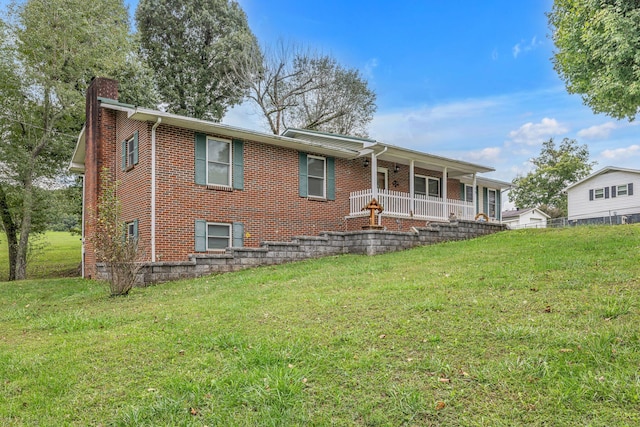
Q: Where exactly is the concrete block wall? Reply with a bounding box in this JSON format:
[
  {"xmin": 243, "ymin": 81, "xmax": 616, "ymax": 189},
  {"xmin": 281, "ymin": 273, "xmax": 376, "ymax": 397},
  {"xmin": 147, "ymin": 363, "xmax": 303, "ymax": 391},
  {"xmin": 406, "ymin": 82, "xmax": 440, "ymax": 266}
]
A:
[{"xmin": 96, "ymin": 220, "xmax": 506, "ymax": 284}]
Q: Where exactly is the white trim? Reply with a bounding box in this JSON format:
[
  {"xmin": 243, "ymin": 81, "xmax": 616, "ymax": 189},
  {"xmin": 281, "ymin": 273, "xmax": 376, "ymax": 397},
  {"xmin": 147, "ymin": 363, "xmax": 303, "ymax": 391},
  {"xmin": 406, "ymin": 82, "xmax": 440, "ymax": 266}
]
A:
[
  {"xmin": 206, "ymin": 222, "xmax": 232, "ymax": 251},
  {"xmin": 565, "ymin": 166, "xmax": 640, "ymax": 191},
  {"xmin": 307, "ymin": 154, "xmax": 327, "ymax": 199},
  {"xmin": 487, "ymin": 188, "xmax": 498, "ymax": 218},
  {"xmin": 206, "ymin": 136, "xmax": 233, "ymax": 188},
  {"xmin": 377, "ymin": 167, "xmax": 388, "ymax": 190}
]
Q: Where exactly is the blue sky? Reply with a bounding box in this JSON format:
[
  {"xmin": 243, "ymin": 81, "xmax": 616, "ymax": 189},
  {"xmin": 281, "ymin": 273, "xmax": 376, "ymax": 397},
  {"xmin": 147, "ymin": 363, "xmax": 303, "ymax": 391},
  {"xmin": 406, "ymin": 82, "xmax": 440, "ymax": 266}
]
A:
[
  {"xmin": 222, "ymin": 0, "xmax": 638, "ymax": 188},
  {"xmin": 5, "ymin": 0, "xmax": 637, "ymax": 194}
]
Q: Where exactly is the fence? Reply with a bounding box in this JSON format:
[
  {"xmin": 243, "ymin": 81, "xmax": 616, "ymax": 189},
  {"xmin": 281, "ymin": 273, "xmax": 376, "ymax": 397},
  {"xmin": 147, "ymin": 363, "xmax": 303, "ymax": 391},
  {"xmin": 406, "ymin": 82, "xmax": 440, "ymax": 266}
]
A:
[
  {"xmin": 506, "ymin": 206, "xmax": 640, "ymax": 229},
  {"xmin": 350, "ymin": 189, "xmax": 475, "ymax": 221}
]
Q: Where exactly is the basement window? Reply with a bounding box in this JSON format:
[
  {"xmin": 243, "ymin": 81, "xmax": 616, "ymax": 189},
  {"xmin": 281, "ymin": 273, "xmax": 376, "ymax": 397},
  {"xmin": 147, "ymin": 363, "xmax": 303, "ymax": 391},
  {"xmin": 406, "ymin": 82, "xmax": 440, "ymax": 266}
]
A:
[{"xmin": 207, "ymin": 223, "xmax": 231, "ymax": 250}]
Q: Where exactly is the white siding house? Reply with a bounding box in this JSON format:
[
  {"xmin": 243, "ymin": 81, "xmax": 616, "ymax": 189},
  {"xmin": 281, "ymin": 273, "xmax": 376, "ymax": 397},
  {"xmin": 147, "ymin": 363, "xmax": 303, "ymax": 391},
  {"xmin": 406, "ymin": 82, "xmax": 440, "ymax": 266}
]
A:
[
  {"xmin": 502, "ymin": 207, "xmax": 550, "ymax": 229},
  {"xmin": 566, "ymin": 167, "xmax": 640, "ymax": 224}
]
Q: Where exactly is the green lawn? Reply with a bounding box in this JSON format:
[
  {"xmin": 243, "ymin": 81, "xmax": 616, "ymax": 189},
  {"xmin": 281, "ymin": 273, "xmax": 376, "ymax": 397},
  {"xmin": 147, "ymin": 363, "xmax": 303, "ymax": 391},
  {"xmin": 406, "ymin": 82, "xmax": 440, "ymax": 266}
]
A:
[
  {"xmin": 0, "ymin": 231, "xmax": 81, "ymax": 281},
  {"xmin": 1, "ymin": 225, "xmax": 639, "ymax": 426}
]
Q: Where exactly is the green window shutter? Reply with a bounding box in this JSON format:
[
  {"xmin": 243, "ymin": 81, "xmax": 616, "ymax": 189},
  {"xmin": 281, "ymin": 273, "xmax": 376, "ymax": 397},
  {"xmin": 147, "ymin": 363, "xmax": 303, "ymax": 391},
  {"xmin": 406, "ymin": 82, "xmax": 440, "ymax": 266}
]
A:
[
  {"xmin": 133, "ymin": 219, "xmax": 139, "ymax": 239},
  {"xmin": 299, "ymin": 152, "xmax": 308, "ymax": 197},
  {"xmin": 483, "ymin": 187, "xmax": 488, "ymax": 214},
  {"xmin": 496, "ymin": 190, "xmax": 501, "ymax": 220},
  {"xmin": 195, "ymin": 133, "xmax": 207, "ymax": 185},
  {"xmin": 629, "ymin": 183, "xmax": 634, "ymax": 195},
  {"xmin": 326, "ymin": 157, "xmax": 335, "ymax": 200},
  {"xmin": 195, "ymin": 220, "xmax": 206, "ymax": 252},
  {"xmin": 459, "ymin": 183, "xmax": 466, "ymax": 201},
  {"xmin": 133, "ymin": 131, "xmax": 139, "ymax": 165},
  {"xmin": 121, "ymin": 140, "xmax": 127, "ymax": 171},
  {"xmin": 232, "ymin": 222, "xmax": 244, "ymax": 247},
  {"xmin": 232, "ymin": 139, "xmax": 244, "ymax": 190},
  {"xmin": 475, "ymin": 186, "xmax": 479, "ymax": 213}
]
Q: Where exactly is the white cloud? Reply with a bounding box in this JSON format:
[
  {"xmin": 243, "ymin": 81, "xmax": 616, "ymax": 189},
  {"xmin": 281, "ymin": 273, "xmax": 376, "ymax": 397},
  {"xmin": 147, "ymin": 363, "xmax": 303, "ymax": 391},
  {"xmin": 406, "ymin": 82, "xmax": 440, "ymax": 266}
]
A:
[
  {"xmin": 512, "ymin": 44, "xmax": 521, "ymax": 58},
  {"xmin": 467, "ymin": 147, "xmax": 502, "ymax": 163},
  {"xmin": 577, "ymin": 122, "xmax": 618, "ymax": 140},
  {"xmin": 512, "ymin": 36, "xmax": 541, "ymax": 58},
  {"xmin": 601, "ymin": 144, "xmax": 640, "ymax": 160},
  {"xmin": 364, "ymin": 58, "xmax": 379, "ymax": 81},
  {"xmin": 507, "ymin": 117, "xmax": 568, "ymax": 146}
]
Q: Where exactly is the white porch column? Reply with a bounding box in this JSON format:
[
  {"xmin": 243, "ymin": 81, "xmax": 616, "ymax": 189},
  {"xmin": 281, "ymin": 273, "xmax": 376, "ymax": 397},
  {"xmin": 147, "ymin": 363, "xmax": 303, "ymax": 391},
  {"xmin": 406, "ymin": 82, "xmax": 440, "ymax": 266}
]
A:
[
  {"xmin": 409, "ymin": 160, "xmax": 415, "ymax": 215},
  {"xmin": 442, "ymin": 167, "xmax": 448, "ymax": 218},
  {"xmin": 371, "ymin": 153, "xmax": 378, "ymax": 201}
]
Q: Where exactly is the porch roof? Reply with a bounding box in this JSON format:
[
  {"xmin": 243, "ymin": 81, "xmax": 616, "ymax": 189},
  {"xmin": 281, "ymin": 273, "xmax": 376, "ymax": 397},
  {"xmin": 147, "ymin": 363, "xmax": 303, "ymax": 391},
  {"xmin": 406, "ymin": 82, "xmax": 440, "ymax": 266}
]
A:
[{"xmin": 282, "ymin": 127, "xmax": 494, "ymax": 177}]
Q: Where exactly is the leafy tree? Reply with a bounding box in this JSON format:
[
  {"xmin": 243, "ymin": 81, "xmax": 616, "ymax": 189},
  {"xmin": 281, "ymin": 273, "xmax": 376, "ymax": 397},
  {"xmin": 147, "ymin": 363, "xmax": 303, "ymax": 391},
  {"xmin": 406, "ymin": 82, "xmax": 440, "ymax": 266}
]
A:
[
  {"xmin": 0, "ymin": 0, "xmax": 143, "ymax": 280},
  {"xmin": 135, "ymin": 0, "xmax": 259, "ymax": 121},
  {"xmin": 548, "ymin": 0, "xmax": 640, "ymax": 120},
  {"xmin": 233, "ymin": 42, "xmax": 377, "ymax": 136},
  {"xmin": 509, "ymin": 138, "xmax": 596, "ymax": 217},
  {"xmin": 91, "ymin": 170, "xmax": 142, "ymax": 296}
]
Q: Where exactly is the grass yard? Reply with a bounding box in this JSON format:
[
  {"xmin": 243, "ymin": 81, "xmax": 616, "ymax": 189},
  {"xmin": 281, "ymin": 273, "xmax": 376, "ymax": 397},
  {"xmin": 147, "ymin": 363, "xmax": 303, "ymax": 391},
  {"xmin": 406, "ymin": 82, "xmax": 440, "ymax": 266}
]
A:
[
  {"xmin": 0, "ymin": 231, "xmax": 81, "ymax": 281},
  {"xmin": 1, "ymin": 225, "xmax": 639, "ymax": 426}
]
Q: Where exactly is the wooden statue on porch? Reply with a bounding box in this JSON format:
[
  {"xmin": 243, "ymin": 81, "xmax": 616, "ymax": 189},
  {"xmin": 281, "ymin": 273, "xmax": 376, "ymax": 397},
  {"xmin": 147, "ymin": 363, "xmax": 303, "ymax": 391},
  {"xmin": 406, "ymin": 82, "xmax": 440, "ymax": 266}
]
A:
[{"xmin": 362, "ymin": 198, "xmax": 384, "ymax": 229}]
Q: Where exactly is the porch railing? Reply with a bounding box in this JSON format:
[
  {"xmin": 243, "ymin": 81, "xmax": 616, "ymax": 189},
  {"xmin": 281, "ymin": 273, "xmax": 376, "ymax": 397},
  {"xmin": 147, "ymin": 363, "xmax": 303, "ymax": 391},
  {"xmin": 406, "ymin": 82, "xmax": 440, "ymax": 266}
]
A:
[{"xmin": 349, "ymin": 188, "xmax": 476, "ymax": 221}]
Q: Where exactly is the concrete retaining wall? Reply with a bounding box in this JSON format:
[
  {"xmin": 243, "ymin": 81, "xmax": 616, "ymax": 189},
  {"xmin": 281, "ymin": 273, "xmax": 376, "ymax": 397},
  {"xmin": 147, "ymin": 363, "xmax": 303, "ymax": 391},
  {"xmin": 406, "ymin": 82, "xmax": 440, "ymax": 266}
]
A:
[{"xmin": 96, "ymin": 220, "xmax": 506, "ymax": 285}]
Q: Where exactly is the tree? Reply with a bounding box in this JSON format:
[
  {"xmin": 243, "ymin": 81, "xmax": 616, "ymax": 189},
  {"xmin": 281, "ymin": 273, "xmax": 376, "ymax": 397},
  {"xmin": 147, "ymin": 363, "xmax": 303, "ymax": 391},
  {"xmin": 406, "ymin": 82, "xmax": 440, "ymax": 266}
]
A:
[
  {"xmin": 234, "ymin": 42, "xmax": 377, "ymax": 136},
  {"xmin": 91, "ymin": 170, "xmax": 142, "ymax": 296},
  {"xmin": 135, "ymin": 0, "xmax": 259, "ymax": 121},
  {"xmin": 548, "ymin": 0, "xmax": 640, "ymax": 120},
  {"xmin": 509, "ymin": 138, "xmax": 596, "ymax": 217},
  {"xmin": 0, "ymin": 0, "xmax": 142, "ymax": 280}
]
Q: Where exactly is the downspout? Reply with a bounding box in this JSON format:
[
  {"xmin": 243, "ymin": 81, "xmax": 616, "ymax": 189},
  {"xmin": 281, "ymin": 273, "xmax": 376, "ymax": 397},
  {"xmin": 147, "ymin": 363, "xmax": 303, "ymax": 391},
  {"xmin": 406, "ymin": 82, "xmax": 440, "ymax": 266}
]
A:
[
  {"xmin": 81, "ymin": 174, "xmax": 85, "ymax": 278},
  {"xmin": 151, "ymin": 117, "xmax": 161, "ymax": 262}
]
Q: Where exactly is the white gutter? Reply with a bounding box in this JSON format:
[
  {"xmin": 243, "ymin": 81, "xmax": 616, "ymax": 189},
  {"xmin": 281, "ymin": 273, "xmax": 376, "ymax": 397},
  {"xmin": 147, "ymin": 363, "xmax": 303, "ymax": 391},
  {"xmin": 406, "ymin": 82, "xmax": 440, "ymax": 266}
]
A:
[{"xmin": 151, "ymin": 118, "xmax": 161, "ymax": 262}]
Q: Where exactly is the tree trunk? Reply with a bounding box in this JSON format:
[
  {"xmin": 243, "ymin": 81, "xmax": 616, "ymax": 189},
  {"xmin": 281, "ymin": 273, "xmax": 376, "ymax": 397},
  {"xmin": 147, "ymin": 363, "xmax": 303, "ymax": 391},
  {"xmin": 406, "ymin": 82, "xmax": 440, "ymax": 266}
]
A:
[
  {"xmin": 14, "ymin": 177, "xmax": 33, "ymax": 280},
  {"xmin": 0, "ymin": 184, "xmax": 18, "ymax": 281}
]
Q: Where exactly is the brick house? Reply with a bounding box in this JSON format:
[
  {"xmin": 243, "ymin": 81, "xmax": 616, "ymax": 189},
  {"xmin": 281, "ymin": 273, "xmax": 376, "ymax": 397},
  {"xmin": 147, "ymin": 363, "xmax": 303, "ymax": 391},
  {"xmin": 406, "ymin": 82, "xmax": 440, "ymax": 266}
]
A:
[{"xmin": 70, "ymin": 78, "xmax": 510, "ymax": 279}]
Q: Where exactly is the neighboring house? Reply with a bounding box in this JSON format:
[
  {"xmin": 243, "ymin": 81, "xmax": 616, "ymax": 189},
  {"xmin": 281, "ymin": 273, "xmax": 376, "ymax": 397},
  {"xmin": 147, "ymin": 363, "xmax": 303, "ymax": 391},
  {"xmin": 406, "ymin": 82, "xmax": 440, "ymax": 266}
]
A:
[
  {"xmin": 565, "ymin": 166, "xmax": 640, "ymax": 225},
  {"xmin": 501, "ymin": 207, "xmax": 550, "ymax": 229},
  {"xmin": 70, "ymin": 78, "xmax": 511, "ymax": 278}
]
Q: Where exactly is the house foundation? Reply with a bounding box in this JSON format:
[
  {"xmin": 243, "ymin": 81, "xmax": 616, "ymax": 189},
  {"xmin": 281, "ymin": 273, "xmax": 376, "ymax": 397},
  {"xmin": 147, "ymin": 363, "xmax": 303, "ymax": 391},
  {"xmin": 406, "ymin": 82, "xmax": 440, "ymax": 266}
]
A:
[{"xmin": 96, "ymin": 220, "xmax": 506, "ymax": 285}]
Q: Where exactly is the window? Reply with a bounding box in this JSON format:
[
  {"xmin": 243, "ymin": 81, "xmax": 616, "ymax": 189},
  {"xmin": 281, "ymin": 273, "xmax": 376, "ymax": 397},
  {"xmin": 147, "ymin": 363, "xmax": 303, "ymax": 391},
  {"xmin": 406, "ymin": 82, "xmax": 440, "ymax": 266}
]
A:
[
  {"xmin": 414, "ymin": 175, "xmax": 440, "ymax": 197},
  {"xmin": 428, "ymin": 177, "xmax": 440, "ymax": 197},
  {"xmin": 121, "ymin": 131, "xmax": 138, "ymax": 170},
  {"xmin": 299, "ymin": 153, "xmax": 335, "ymax": 200},
  {"xmin": 207, "ymin": 223, "xmax": 231, "ymax": 250},
  {"xmin": 307, "ymin": 155, "xmax": 326, "ymax": 198},
  {"xmin": 488, "ymin": 189, "xmax": 497, "ymax": 218},
  {"xmin": 617, "ymin": 184, "xmax": 628, "ymax": 196},
  {"xmin": 125, "ymin": 220, "xmax": 138, "ymax": 240},
  {"xmin": 594, "ymin": 188, "xmax": 604, "ymax": 199},
  {"xmin": 465, "ymin": 185, "xmax": 474, "ymax": 202},
  {"xmin": 207, "ymin": 137, "xmax": 231, "ymax": 187},
  {"xmin": 195, "ymin": 220, "xmax": 243, "ymax": 251}
]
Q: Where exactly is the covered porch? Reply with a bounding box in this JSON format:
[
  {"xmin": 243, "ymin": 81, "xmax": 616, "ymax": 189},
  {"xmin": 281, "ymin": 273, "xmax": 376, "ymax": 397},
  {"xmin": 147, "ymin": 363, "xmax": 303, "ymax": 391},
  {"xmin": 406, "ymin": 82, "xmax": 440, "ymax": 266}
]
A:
[
  {"xmin": 347, "ymin": 142, "xmax": 493, "ymax": 223},
  {"xmin": 350, "ymin": 188, "xmax": 476, "ymax": 221}
]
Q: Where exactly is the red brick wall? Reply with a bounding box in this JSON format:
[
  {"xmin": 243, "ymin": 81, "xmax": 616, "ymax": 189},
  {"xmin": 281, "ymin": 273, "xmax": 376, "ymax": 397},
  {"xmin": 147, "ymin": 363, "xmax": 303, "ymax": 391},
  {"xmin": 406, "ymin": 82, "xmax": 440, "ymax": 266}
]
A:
[{"xmin": 83, "ymin": 80, "xmax": 467, "ymax": 269}]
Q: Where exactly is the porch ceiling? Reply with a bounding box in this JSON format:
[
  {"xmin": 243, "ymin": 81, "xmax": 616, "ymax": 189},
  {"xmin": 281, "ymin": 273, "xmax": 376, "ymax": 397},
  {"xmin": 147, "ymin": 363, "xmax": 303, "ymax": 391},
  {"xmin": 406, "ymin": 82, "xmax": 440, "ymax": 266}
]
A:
[{"xmin": 372, "ymin": 145, "xmax": 494, "ymax": 177}]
